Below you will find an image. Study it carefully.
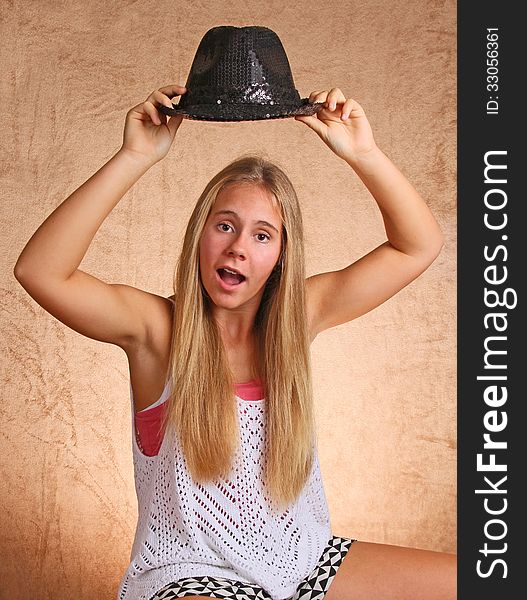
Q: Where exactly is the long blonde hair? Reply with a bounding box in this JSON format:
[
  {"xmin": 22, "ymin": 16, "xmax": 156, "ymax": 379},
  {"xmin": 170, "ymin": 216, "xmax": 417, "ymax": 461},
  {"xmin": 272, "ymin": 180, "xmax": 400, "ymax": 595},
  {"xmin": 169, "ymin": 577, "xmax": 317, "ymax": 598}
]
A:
[{"xmin": 162, "ymin": 154, "xmax": 316, "ymax": 510}]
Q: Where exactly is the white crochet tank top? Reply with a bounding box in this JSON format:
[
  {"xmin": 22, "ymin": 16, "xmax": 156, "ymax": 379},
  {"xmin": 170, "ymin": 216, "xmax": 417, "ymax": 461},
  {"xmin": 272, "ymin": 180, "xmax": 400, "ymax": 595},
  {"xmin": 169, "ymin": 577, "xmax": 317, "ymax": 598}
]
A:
[{"xmin": 117, "ymin": 379, "xmax": 332, "ymax": 600}]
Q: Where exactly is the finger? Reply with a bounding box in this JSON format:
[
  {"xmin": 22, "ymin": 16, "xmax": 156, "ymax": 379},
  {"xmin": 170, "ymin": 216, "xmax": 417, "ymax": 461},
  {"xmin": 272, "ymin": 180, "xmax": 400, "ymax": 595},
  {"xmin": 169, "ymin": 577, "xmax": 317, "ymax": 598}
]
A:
[
  {"xmin": 308, "ymin": 90, "xmax": 321, "ymax": 102},
  {"xmin": 158, "ymin": 84, "xmax": 187, "ymax": 98},
  {"xmin": 326, "ymin": 88, "xmax": 347, "ymax": 111},
  {"xmin": 144, "ymin": 90, "xmax": 173, "ymax": 112},
  {"xmin": 143, "ymin": 101, "xmax": 163, "ymax": 125},
  {"xmin": 340, "ymin": 98, "xmax": 355, "ymax": 120},
  {"xmin": 152, "ymin": 90, "xmax": 175, "ymax": 109},
  {"xmin": 309, "ymin": 90, "xmax": 329, "ymax": 104},
  {"xmin": 294, "ymin": 114, "xmax": 327, "ymax": 137},
  {"xmin": 143, "ymin": 90, "xmax": 177, "ymax": 126},
  {"xmin": 145, "ymin": 87, "xmax": 186, "ymax": 110},
  {"xmin": 341, "ymin": 98, "xmax": 365, "ymax": 120},
  {"xmin": 147, "ymin": 85, "xmax": 187, "ymax": 101}
]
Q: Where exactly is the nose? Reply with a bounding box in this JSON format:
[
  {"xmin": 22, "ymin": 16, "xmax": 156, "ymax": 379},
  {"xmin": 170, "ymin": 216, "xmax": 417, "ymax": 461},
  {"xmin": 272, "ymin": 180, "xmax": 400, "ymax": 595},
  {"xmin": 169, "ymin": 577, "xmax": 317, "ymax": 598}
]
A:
[{"xmin": 226, "ymin": 234, "xmax": 247, "ymax": 260}]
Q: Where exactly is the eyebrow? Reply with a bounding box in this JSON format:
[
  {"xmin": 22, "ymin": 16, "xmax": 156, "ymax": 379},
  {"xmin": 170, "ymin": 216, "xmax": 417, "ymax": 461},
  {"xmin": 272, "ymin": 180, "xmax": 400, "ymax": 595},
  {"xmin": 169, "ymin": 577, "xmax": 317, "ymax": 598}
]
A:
[{"xmin": 212, "ymin": 210, "xmax": 280, "ymax": 234}]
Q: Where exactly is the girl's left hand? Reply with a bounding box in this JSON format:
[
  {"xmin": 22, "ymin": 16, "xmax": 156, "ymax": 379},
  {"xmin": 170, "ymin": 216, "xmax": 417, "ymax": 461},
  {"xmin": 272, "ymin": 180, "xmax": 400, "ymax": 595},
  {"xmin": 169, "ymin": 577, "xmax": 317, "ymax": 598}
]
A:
[{"xmin": 295, "ymin": 88, "xmax": 376, "ymax": 163}]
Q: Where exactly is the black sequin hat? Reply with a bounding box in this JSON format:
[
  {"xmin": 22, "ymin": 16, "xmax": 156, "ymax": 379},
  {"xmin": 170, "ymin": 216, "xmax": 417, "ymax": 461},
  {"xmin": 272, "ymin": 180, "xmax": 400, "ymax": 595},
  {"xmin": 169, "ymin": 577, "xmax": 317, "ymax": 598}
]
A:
[{"xmin": 158, "ymin": 26, "xmax": 324, "ymax": 122}]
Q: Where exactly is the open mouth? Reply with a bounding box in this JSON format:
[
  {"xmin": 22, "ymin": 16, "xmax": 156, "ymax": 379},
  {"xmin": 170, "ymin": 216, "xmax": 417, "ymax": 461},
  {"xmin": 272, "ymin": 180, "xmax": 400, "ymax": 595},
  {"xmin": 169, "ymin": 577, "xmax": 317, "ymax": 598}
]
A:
[{"xmin": 216, "ymin": 268, "xmax": 246, "ymax": 288}]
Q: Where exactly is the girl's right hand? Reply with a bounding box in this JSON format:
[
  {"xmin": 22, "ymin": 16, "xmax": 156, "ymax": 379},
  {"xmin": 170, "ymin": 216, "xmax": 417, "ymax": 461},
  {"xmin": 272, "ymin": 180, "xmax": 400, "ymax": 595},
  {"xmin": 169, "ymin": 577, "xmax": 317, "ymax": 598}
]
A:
[{"xmin": 120, "ymin": 85, "xmax": 187, "ymax": 165}]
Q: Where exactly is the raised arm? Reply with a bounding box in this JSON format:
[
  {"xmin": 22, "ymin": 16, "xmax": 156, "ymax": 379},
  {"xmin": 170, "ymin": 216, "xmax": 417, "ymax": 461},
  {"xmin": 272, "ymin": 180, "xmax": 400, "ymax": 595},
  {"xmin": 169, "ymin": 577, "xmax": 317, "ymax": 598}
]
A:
[
  {"xmin": 14, "ymin": 85, "xmax": 187, "ymax": 349},
  {"xmin": 295, "ymin": 88, "xmax": 444, "ymax": 335}
]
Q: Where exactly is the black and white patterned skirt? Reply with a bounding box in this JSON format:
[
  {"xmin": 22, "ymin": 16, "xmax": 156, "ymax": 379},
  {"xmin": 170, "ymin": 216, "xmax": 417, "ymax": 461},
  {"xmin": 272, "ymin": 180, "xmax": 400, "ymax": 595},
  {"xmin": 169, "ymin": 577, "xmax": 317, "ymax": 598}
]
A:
[{"xmin": 149, "ymin": 536, "xmax": 355, "ymax": 600}]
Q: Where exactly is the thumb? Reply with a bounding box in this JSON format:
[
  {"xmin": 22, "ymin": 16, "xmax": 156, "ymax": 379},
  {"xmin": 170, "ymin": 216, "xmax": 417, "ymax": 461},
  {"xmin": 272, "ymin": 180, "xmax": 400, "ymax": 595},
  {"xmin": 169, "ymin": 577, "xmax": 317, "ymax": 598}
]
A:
[{"xmin": 294, "ymin": 114, "xmax": 326, "ymax": 137}]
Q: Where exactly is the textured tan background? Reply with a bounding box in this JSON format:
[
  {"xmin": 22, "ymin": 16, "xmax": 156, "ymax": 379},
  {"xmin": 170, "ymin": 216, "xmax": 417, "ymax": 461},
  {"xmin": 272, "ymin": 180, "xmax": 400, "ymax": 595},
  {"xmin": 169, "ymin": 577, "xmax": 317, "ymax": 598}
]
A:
[{"xmin": 1, "ymin": 0, "xmax": 456, "ymax": 597}]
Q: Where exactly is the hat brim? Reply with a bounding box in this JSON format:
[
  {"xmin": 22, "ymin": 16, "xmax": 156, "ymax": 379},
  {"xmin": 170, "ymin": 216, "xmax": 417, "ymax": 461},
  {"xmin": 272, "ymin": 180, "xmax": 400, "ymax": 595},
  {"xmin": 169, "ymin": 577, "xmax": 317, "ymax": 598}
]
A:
[{"xmin": 157, "ymin": 99, "xmax": 324, "ymax": 122}]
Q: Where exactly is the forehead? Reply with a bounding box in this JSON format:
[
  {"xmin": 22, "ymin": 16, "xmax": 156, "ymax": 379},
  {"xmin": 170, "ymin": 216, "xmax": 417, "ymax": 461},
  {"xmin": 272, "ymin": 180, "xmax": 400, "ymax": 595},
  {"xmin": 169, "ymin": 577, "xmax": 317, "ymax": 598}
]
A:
[{"xmin": 213, "ymin": 183, "xmax": 282, "ymax": 223}]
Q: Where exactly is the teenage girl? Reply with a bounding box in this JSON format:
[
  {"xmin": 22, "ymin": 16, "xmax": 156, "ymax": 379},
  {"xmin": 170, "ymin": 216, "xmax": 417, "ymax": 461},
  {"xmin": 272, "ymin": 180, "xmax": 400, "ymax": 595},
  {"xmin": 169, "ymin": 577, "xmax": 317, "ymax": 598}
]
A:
[{"xmin": 14, "ymin": 85, "xmax": 456, "ymax": 600}]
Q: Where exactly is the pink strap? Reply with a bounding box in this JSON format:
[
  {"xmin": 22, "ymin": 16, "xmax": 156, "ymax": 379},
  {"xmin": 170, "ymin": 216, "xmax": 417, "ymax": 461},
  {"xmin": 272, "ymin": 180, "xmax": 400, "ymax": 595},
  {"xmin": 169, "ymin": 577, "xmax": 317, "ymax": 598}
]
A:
[{"xmin": 135, "ymin": 379, "xmax": 264, "ymax": 456}]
